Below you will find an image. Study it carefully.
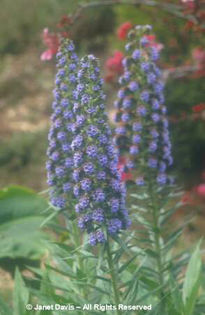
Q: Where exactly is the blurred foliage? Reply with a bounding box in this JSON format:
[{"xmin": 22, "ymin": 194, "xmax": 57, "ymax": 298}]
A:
[
  {"xmin": 0, "ymin": 131, "xmax": 47, "ymax": 170},
  {"xmin": 0, "ymin": 0, "xmax": 73, "ymax": 54},
  {"xmin": 0, "ymin": 186, "xmax": 51, "ymax": 274},
  {"xmin": 166, "ymin": 78, "xmax": 205, "ymax": 186},
  {"xmin": 0, "ymin": 0, "xmax": 115, "ymax": 55}
]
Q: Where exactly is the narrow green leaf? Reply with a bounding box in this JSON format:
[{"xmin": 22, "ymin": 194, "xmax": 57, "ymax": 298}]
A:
[
  {"xmin": 13, "ymin": 268, "xmax": 29, "ymax": 315},
  {"xmin": 182, "ymin": 241, "xmax": 202, "ymax": 315},
  {"xmin": 118, "ymin": 253, "xmax": 138, "ymax": 273}
]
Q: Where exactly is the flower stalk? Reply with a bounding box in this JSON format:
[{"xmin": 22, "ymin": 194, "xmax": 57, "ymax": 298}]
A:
[{"xmin": 106, "ymin": 236, "xmax": 121, "ymax": 315}]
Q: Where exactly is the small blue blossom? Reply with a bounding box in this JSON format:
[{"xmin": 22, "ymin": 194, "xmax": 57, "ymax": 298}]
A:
[
  {"xmin": 152, "ymin": 99, "xmax": 160, "ymax": 110},
  {"xmin": 122, "ymin": 98, "xmax": 132, "ymax": 109},
  {"xmin": 132, "ymin": 134, "xmax": 141, "ymax": 144},
  {"xmin": 133, "ymin": 122, "xmax": 142, "ymax": 132},
  {"xmin": 94, "ymin": 189, "xmax": 105, "ymax": 202},
  {"xmin": 86, "ymin": 125, "xmax": 99, "ymax": 137},
  {"xmin": 129, "ymin": 81, "xmax": 139, "ymax": 92},
  {"xmin": 83, "ymin": 162, "xmax": 95, "ymax": 174},
  {"xmin": 65, "ymin": 158, "xmax": 73, "ymax": 168},
  {"xmin": 63, "ymin": 182, "xmax": 72, "ymax": 192},
  {"xmin": 140, "ymin": 62, "xmax": 150, "ymax": 72},
  {"xmin": 140, "ymin": 36, "xmax": 149, "ymax": 46},
  {"xmin": 136, "ymin": 177, "xmax": 145, "ymax": 186},
  {"xmin": 140, "ymin": 90, "xmax": 150, "ymax": 102},
  {"xmin": 137, "ymin": 106, "xmax": 147, "ymax": 116},
  {"xmin": 132, "ymin": 49, "xmax": 141, "ymax": 60},
  {"xmin": 98, "ymin": 134, "xmax": 108, "ymax": 144},
  {"xmin": 55, "ymin": 166, "xmax": 65, "ymax": 177},
  {"xmin": 81, "ymin": 178, "xmax": 92, "ymax": 191},
  {"xmin": 92, "ymin": 208, "xmax": 104, "ymax": 223},
  {"xmin": 147, "ymin": 72, "xmax": 156, "ymax": 84},
  {"xmin": 157, "ymin": 173, "xmax": 167, "ymax": 185},
  {"xmin": 150, "ymin": 47, "xmax": 159, "ymax": 61},
  {"xmin": 118, "ymin": 89, "xmax": 125, "ymax": 99},
  {"xmin": 148, "ymin": 158, "xmax": 158, "ymax": 168},
  {"xmin": 121, "ymin": 113, "xmax": 130, "ymax": 122},
  {"xmin": 115, "ymin": 126, "xmax": 126, "ymax": 135},
  {"xmin": 86, "ymin": 145, "xmax": 98, "ymax": 158},
  {"xmin": 149, "ymin": 141, "xmax": 158, "ymax": 152},
  {"xmin": 150, "ymin": 129, "xmax": 159, "ymax": 138},
  {"xmin": 73, "ymin": 152, "xmax": 83, "ymax": 167},
  {"xmin": 151, "ymin": 113, "xmax": 160, "ymax": 122},
  {"xmin": 130, "ymin": 145, "xmax": 139, "ymax": 155}
]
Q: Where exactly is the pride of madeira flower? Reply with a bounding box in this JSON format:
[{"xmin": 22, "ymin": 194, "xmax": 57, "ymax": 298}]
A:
[
  {"xmin": 72, "ymin": 55, "xmax": 131, "ymax": 246},
  {"xmin": 114, "ymin": 25, "xmax": 173, "ymax": 187},
  {"xmin": 46, "ymin": 39, "xmax": 78, "ymax": 209},
  {"xmin": 46, "ymin": 39, "xmax": 130, "ymax": 245}
]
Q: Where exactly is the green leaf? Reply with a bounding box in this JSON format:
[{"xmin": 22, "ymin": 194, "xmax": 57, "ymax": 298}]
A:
[
  {"xmin": 169, "ymin": 274, "xmax": 184, "ymax": 313},
  {"xmin": 130, "ymin": 193, "xmax": 149, "ymax": 200},
  {"xmin": 182, "ymin": 241, "xmax": 202, "ymax": 315},
  {"xmin": 0, "ymin": 294, "xmax": 12, "ymax": 315},
  {"xmin": 0, "ymin": 186, "xmax": 50, "ymax": 259},
  {"xmin": 13, "ymin": 268, "xmax": 29, "ymax": 315}
]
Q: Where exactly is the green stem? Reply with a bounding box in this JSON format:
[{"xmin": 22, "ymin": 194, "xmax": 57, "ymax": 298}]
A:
[
  {"xmin": 72, "ymin": 222, "xmax": 84, "ymax": 271},
  {"xmin": 106, "ymin": 236, "xmax": 121, "ymax": 315},
  {"xmin": 149, "ymin": 183, "xmax": 166, "ymax": 313}
]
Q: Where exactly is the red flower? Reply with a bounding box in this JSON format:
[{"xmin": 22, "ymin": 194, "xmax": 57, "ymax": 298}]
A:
[
  {"xmin": 41, "ymin": 28, "xmax": 59, "ymax": 61},
  {"xmin": 196, "ymin": 184, "xmax": 205, "ymax": 197},
  {"xmin": 181, "ymin": 191, "xmax": 195, "ymax": 204},
  {"xmin": 144, "ymin": 35, "xmax": 164, "ymax": 51},
  {"xmin": 181, "ymin": 0, "xmax": 195, "ymax": 10},
  {"xmin": 192, "ymin": 47, "xmax": 205, "ymax": 65},
  {"xmin": 117, "ymin": 157, "xmax": 133, "ymax": 182},
  {"xmin": 105, "ymin": 51, "xmax": 124, "ymax": 74},
  {"xmin": 121, "ymin": 171, "xmax": 133, "ymax": 182},
  {"xmin": 117, "ymin": 22, "xmax": 133, "ymax": 40},
  {"xmin": 192, "ymin": 103, "xmax": 205, "ymax": 113}
]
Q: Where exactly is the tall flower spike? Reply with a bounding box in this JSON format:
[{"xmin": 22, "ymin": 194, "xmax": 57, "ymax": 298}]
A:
[
  {"xmin": 46, "ymin": 39, "xmax": 78, "ymax": 209},
  {"xmin": 114, "ymin": 25, "xmax": 173, "ymax": 187},
  {"xmin": 72, "ymin": 55, "xmax": 131, "ymax": 246}
]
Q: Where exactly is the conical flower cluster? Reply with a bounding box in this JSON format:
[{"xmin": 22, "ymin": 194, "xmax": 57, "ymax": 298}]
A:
[
  {"xmin": 72, "ymin": 55, "xmax": 131, "ymax": 245},
  {"xmin": 114, "ymin": 25, "xmax": 173, "ymax": 186},
  {"xmin": 46, "ymin": 39, "xmax": 131, "ymax": 245},
  {"xmin": 46, "ymin": 39, "xmax": 78, "ymax": 209}
]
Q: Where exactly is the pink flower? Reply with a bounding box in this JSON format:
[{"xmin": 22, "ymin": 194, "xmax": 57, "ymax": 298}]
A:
[
  {"xmin": 117, "ymin": 22, "xmax": 133, "ymax": 40},
  {"xmin": 192, "ymin": 103, "xmax": 205, "ymax": 113},
  {"xmin": 192, "ymin": 47, "xmax": 205, "ymax": 66},
  {"xmin": 196, "ymin": 184, "xmax": 205, "ymax": 197},
  {"xmin": 117, "ymin": 157, "xmax": 133, "ymax": 182},
  {"xmin": 105, "ymin": 51, "xmax": 124, "ymax": 74},
  {"xmin": 41, "ymin": 28, "xmax": 59, "ymax": 61},
  {"xmin": 144, "ymin": 35, "xmax": 164, "ymax": 51},
  {"xmin": 181, "ymin": 0, "xmax": 195, "ymax": 10},
  {"xmin": 181, "ymin": 191, "xmax": 195, "ymax": 204}
]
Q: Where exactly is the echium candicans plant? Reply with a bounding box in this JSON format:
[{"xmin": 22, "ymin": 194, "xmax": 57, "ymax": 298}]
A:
[
  {"xmin": 72, "ymin": 54, "xmax": 131, "ymax": 246},
  {"xmin": 113, "ymin": 25, "xmax": 188, "ymax": 313},
  {"xmin": 46, "ymin": 38, "xmax": 78, "ymax": 210},
  {"xmin": 46, "ymin": 40, "xmax": 133, "ymax": 313},
  {"xmin": 114, "ymin": 25, "xmax": 173, "ymax": 187}
]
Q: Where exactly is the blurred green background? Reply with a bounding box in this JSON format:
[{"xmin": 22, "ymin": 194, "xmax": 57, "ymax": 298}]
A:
[{"xmin": 0, "ymin": 0, "xmax": 204, "ymax": 191}]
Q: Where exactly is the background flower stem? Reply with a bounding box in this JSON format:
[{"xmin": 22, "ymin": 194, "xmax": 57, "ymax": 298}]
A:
[
  {"xmin": 106, "ymin": 235, "xmax": 121, "ymax": 315},
  {"xmin": 148, "ymin": 182, "xmax": 167, "ymax": 313}
]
